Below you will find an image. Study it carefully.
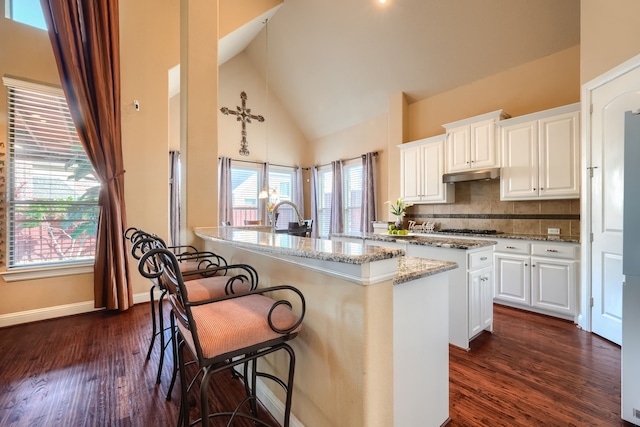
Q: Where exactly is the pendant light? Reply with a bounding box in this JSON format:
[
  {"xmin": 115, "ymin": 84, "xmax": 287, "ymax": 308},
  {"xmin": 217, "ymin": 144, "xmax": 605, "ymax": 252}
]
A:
[{"xmin": 259, "ymin": 18, "xmax": 274, "ymax": 200}]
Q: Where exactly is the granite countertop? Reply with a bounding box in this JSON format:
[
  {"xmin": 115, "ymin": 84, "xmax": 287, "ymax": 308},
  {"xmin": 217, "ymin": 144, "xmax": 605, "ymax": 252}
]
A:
[
  {"xmin": 332, "ymin": 232, "xmax": 497, "ymax": 250},
  {"xmin": 394, "ymin": 256, "xmax": 458, "ymax": 285},
  {"xmin": 194, "ymin": 227, "xmax": 405, "ymax": 265},
  {"xmin": 412, "ymin": 231, "xmax": 580, "ymax": 244}
]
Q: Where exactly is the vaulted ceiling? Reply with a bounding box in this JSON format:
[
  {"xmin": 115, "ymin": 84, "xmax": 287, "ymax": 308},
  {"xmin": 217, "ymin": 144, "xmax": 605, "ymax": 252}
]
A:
[{"xmin": 224, "ymin": 0, "xmax": 581, "ymax": 141}]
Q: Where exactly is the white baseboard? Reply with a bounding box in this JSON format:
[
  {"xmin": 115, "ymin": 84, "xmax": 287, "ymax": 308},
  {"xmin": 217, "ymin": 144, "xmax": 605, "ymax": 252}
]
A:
[{"xmin": 0, "ymin": 291, "xmax": 153, "ymax": 328}]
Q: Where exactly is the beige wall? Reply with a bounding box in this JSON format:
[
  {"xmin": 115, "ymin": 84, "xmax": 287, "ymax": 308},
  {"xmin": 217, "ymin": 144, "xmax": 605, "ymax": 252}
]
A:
[
  {"xmin": 407, "ymin": 45, "xmax": 581, "ymax": 141},
  {"xmin": 581, "ymin": 0, "xmax": 640, "ymax": 84},
  {"xmin": 218, "ymin": 52, "xmax": 309, "ymax": 166},
  {"xmin": 219, "ymin": 0, "xmax": 283, "ymax": 39},
  {"xmin": 311, "ymin": 114, "xmax": 390, "ymax": 221}
]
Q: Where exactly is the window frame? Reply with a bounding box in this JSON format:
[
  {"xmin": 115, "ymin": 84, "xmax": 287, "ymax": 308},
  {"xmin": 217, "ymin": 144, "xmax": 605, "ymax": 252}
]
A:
[
  {"xmin": 343, "ymin": 162, "xmax": 363, "ymax": 234},
  {"xmin": 5, "ymin": 0, "xmax": 47, "ymax": 31},
  {"xmin": 228, "ymin": 163, "xmax": 299, "ymax": 227},
  {"xmin": 316, "ymin": 166, "xmax": 333, "ymax": 238},
  {"xmin": 1, "ymin": 77, "xmax": 99, "ymax": 279}
]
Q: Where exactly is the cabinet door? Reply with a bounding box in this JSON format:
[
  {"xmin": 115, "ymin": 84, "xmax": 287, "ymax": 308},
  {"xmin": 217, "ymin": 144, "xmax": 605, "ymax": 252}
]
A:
[
  {"xmin": 468, "ymin": 268, "xmax": 484, "ymax": 338},
  {"xmin": 538, "ymin": 111, "xmax": 580, "ymax": 199},
  {"xmin": 400, "ymin": 144, "xmax": 422, "ymax": 203},
  {"xmin": 480, "ymin": 266, "xmax": 494, "ymax": 330},
  {"xmin": 500, "ymin": 120, "xmax": 538, "ymax": 200},
  {"xmin": 421, "ymin": 139, "xmax": 453, "ymax": 203},
  {"xmin": 494, "ymin": 253, "xmax": 530, "ymax": 304},
  {"xmin": 470, "ymin": 118, "xmax": 498, "ymax": 169},
  {"xmin": 469, "ymin": 266, "xmax": 493, "ymax": 338},
  {"xmin": 531, "ymin": 257, "xmax": 576, "ymax": 316},
  {"xmin": 446, "ymin": 125, "xmax": 470, "ymax": 172}
]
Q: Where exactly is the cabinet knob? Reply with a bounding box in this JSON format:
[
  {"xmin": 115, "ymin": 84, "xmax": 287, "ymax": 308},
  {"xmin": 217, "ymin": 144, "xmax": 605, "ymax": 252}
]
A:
[
  {"xmin": 545, "ymin": 249, "xmax": 558, "ymax": 253},
  {"xmin": 533, "ymin": 188, "xmax": 537, "ymax": 191},
  {"xmin": 532, "ymin": 264, "xmax": 536, "ymax": 267},
  {"xmin": 540, "ymin": 187, "xmax": 544, "ymax": 190},
  {"xmin": 525, "ymin": 263, "xmax": 528, "ymax": 266}
]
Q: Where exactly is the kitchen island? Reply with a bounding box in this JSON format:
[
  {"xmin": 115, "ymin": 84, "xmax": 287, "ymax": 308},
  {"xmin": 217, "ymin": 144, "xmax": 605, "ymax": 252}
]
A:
[
  {"xmin": 331, "ymin": 232, "xmax": 497, "ymax": 350},
  {"xmin": 194, "ymin": 227, "xmax": 457, "ymax": 427}
]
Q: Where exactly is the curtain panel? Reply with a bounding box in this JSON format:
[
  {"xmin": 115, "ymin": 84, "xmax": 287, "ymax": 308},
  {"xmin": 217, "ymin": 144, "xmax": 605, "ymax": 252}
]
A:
[
  {"xmin": 261, "ymin": 162, "xmax": 269, "ymax": 225},
  {"xmin": 169, "ymin": 151, "xmax": 181, "ymax": 245},
  {"xmin": 218, "ymin": 157, "xmax": 233, "ymax": 225},
  {"xmin": 41, "ymin": 0, "xmax": 131, "ymax": 310},
  {"xmin": 360, "ymin": 152, "xmax": 378, "ymax": 232},
  {"xmin": 309, "ymin": 166, "xmax": 319, "ymax": 238},
  {"xmin": 329, "ymin": 160, "xmax": 344, "ymax": 235},
  {"xmin": 295, "ymin": 166, "xmax": 305, "ymax": 219}
]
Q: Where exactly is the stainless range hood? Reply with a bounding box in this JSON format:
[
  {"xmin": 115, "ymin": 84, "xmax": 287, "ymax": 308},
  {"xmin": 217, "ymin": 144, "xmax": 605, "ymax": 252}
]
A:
[{"xmin": 442, "ymin": 167, "xmax": 500, "ymax": 184}]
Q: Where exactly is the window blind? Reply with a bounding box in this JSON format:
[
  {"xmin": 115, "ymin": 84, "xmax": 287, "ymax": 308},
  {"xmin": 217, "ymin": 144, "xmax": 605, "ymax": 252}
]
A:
[{"xmin": 4, "ymin": 78, "xmax": 99, "ymax": 268}]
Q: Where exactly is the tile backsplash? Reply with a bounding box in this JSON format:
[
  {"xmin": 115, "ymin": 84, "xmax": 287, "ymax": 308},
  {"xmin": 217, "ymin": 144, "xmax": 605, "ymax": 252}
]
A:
[{"xmin": 405, "ymin": 180, "xmax": 580, "ymax": 237}]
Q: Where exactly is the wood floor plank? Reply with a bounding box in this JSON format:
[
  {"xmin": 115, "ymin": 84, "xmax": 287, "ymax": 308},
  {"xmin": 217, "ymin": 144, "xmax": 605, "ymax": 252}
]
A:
[
  {"xmin": 0, "ymin": 302, "xmax": 633, "ymax": 426},
  {"xmin": 449, "ymin": 304, "xmax": 632, "ymax": 427}
]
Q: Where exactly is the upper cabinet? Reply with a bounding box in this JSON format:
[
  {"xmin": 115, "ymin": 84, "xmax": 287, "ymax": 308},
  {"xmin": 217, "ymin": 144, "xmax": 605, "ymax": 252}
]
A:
[
  {"xmin": 498, "ymin": 103, "xmax": 580, "ymax": 201},
  {"xmin": 443, "ymin": 110, "xmax": 510, "ymax": 173},
  {"xmin": 399, "ymin": 134, "xmax": 454, "ymax": 204}
]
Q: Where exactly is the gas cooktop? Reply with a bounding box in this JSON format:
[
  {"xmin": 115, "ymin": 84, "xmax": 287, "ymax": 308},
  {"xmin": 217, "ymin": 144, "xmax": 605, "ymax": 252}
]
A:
[{"xmin": 438, "ymin": 229, "xmax": 501, "ymax": 235}]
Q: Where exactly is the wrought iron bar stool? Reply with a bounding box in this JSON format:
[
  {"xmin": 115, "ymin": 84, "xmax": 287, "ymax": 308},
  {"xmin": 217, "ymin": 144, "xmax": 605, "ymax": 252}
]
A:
[
  {"xmin": 138, "ymin": 247, "xmax": 305, "ymax": 427},
  {"xmin": 126, "ymin": 228, "xmax": 258, "ymax": 391}
]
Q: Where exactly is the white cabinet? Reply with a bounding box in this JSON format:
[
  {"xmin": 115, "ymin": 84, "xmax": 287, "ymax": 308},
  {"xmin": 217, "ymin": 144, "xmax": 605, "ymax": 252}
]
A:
[
  {"xmin": 407, "ymin": 244, "xmax": 494, "ymax": 349},
  {"xmin": 499, "ymin": 103, "xmax": 580, "ymax": 200},
  {"xmin": 494, "ymin": 239, "xmax": 579, "ymax": 320},
  {"xmin": 469, "ymin": 265, "xmax": 493, "ymax": 338},
  {"xmin": 443, "ymin": 110, "xmax": 510, "ymax": 173},
  {"xmin": 495, "ymin": 253, "xmax": 530, "ymax": 305},
  {"xmin": 399, "ymin": 135, "xmax": 454, "ymax": 204}
]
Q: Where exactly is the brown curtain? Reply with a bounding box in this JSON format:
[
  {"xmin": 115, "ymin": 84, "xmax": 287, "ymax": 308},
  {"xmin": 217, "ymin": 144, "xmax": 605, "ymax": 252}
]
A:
[{"xmin": 40, "ymin": 0, "xmax": 132, "ymax": 310}]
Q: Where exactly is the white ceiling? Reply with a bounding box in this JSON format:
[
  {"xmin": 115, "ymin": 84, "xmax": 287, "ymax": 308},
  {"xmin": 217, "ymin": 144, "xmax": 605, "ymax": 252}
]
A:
[{"xmin": 234, "ymin": 0, "xmax": 580, "ymax": 141}]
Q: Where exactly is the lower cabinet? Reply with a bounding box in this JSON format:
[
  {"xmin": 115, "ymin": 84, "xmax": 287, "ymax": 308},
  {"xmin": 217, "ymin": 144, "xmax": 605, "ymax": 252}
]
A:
[
  {"xmin": 407, "ymin": 244, "xmax": 494, "ymax": 350},
  {"xmin": 469, "ymin": 265, "xmax": 493, "ymax": 338},
  {"xmin": 494, "ymin": 240, "xmax": 578, "ymax": 320}
]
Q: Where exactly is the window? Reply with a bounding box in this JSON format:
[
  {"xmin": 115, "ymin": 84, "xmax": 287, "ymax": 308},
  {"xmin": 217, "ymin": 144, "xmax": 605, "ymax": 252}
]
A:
[
  {"xmin": 269, "ymin": 168, "xmax": 296, "ymax": 228},
  {"xmin": 343, "ymin": 163, "xmax": 362, "ymax": 233},
  {"xmin": 315, "ymin": 162, "xmax": 363, "ymax": 237},
  {"xmin": 6, "ymin": 0, "xmax": 47, "ymax": 30},
  {"xmin": 229, "ymin": 164, "xmax": 298, "ymax": 226},
  {"xmin": 316, "ymin": 168, "xmax": 332, "ymax": 237},
  {"xmin": 230, "ymin": 165, "xmax": 260, "ymax": 225},
  {"xmin": 4, "ymin": 77, "xmax": 99, "ymax": 268}
]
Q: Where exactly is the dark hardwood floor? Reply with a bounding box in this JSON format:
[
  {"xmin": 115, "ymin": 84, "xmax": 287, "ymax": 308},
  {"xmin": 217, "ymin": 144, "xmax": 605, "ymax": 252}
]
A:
[
  {"xmin": 0, "ymin": 302, "xmax": 633, "ymax": 426},
  {"xmin": 449, "ymin": 304, "xmax": 633, "ymax": 427}
]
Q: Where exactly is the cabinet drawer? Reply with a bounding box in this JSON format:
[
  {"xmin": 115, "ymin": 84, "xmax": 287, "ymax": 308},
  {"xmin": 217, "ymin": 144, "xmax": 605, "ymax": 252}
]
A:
[
  {"xmin": 531, "ymin": 242, "xmax": 578, "ymax": 259},
  {"xmin": 468, "ymin": 250, "xmax": 492, "ymax": 269},
  {"xmin": 495, "ymin": 240, "xmax": 530, "ymax": 255}
]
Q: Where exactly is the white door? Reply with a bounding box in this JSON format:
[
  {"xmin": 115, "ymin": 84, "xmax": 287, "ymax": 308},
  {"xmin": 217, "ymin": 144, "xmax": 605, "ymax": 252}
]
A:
[{"xmin": 590, "ymin": 67, "xmax": 640, "ymax": 345}]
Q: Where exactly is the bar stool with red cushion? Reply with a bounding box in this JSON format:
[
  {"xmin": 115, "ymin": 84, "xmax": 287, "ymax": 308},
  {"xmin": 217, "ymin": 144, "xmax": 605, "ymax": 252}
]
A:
[{"xmin": 139, "ymin": 247, "xmax": 304, "ymax": 427}]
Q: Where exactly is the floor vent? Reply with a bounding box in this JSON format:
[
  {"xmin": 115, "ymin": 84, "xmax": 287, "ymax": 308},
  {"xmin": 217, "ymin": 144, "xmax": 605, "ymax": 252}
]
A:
[{"xmin": 634, "ymin": 408, "xmax": 640, "ymax": 419}]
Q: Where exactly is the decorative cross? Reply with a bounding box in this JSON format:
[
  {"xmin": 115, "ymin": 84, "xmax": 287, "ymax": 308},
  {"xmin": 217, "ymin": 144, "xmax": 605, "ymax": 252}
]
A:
[{"xmin": 220, "ymin": 91, "xmax": 265, "ymax": 156}]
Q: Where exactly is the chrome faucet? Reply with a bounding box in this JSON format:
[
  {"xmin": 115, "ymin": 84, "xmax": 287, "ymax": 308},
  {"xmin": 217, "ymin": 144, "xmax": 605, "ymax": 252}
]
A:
[{"xmin": 271, "ymin": 200, "xmax": 304, "ymax": 232}]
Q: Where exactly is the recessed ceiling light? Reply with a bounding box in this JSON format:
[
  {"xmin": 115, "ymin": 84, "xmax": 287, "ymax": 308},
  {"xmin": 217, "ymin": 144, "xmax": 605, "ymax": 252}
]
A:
[{"xmin": 379, "ymin": 0, "xmax": 388, "ymax": 3}]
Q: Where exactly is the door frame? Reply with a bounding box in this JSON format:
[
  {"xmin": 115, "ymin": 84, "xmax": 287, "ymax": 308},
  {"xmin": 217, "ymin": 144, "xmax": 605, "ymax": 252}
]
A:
[{"xmin": 580, "ymin": 52, "xmax": 640, "ymax": 332}]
